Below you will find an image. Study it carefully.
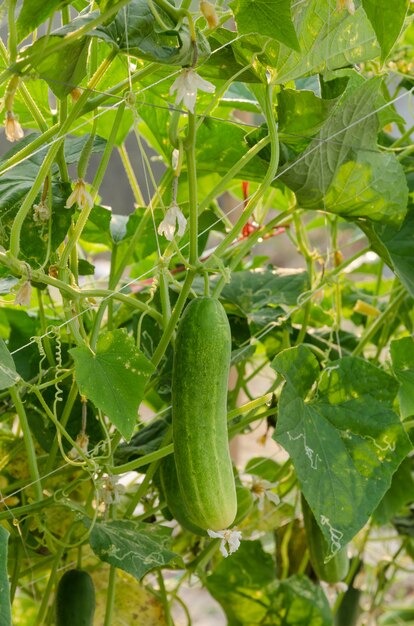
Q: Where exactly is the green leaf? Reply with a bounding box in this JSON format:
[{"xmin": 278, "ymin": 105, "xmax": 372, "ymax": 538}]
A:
[
  {"xmin": 206, "ymin": 540, "xmax": 277, "ymax": 625},
  {"xmin": 70, "ymin": 330, "xmax": 155, "ymax": 440},
  {"xmin": 17, "ymin": 0, "xmax": 71, "ymax": 40},
  {"xmin": 207, "ymin": 542, "xmax": 332, "ymax": 626},
  {"xmin": 391, "ymin": 337, "xmax": 414, "ymax": 419},
  {"xmin": 374, "ymin": 458, "xmax": 414, "ymax": 525},
  {"xmin": 365, "ymin": 206, "xmax": 414, "ymax": 298},
  {"xmin": 0, "ymin": 337, "xmax": 20, "ymax": 390},
  {"xmin": 362, "ymin": 0, "xmax": 409, "ymax": 61},
  {"xmin": 21, "ymin": 37, "xmax": 89, "ymax": 98},
  {"xmin": 216, "ymin": 1, "xmax": 379, "ymax": 84},
  {"xmin": 272, "ymin": 345, "xmax": 411, "ymax": 551},
  {"xmin": 0, "ymin": 527, "xmax": 11, "ymax": 626},
  {"xmin": 230, "ymin": 0, "xmax": 299, "ymax": 50},
  {"xmin": 88, "ymin": 519, "xmax": 180, "ymax": 580},
  {"xmin": 281, "ymin": 78, "xmax": 408, "ymax": 225},
  {"xmin": 220, "ymin": 269, "xmax": 309, "ymax": 315}
]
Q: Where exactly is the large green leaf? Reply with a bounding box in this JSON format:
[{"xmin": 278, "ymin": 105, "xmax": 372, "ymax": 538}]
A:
[
  {"xmin": 17, "ymin": 0, "xmax": 71, "ymax": 41},
  {"xmin": 272, "ymin": 345, "xmax": 411, "ymax": 551},
  {"xmin": 93, "ymin": 0, "xmax": 210, "ymax": 65},
  {"xmin": 391, "ymin": 337, "xmax": 414, "ymax": 419},
  {"xmin": 220, "ymin": 269, "xmax": 309, "ymax": 315},
  {"xmin": 230, "ymin": 0, "xmax": 299, "ymax": 50},
  {"xmin": 281, "ymin": 78, "xmax": 408, "ymax": 225},
  {"xmin": 364, "ymin": 205, "xmax": 414, "ymax": 297},
  {"xmin": 70, "ymin": 330, "xmax": 155, "ymax": 440},
  {"xmin": 373, "ymin": 458, "xmax": 414, "ymax": 525},
  {"xmin": 362, "ymin": 0, "xmax": 409, "ymax": 61},
  {"xmin": 214, "ymin": 0, "xmax": 379, "ymax": 84},
  {"xmin": 88, "ymin": 520, "xmax": 181, "ymax": 580},
  {"xmin": 0, "ymin": 527, "xmax": 11, "ymax": 626},
  {"xmin": 0, "ymin": 337, "xmax": 20, "ymax": 390},
  {"xmin": 20, "ymin": 37, "xmax": 90, "ymax": 98},
  {"xmin": 207, "ymin": 541, "xmax": 332, "ymax": 626}
]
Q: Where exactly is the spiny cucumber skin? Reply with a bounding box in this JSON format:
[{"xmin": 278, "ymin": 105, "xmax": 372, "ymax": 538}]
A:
[
  {"xmin": 301, "ymin": 495, "xmax": 349, "ymax": 584},
  {"xmin": 56, "ymin": 569, "xmax": 95, "ymax": 626},
  {"xmin": 172, "ymin": 297, "xmax": 237, "ymax": 531}
]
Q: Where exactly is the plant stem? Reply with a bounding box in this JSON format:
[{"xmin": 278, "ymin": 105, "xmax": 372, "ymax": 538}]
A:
[
  {"xmin": 111, "ymin": 443, "xmax": 174, "ymax": 475},
  {"xmin": 9, "ymin": 386, "xmax": 43, "ymax": 502},
  {"xmin": 7, "ymin": 0, "xmax": 17, "ymax": 64},
  {"xmin": 103, "ymin": 566, "xmax": 117, "ymax": 626},
  {"xmin": 59, "ymin": 101, "xmax": 125, "ymax": 269},
  {"xmin": 185, "ymin": 113, "xmax": 198, "ymax": 265},
  {"xmin": 206, "ymin": 82, "xmax": 279, "ymax": 266},
  {"xmin": 118, "ymin": 144, "xmax": 145, "ymax": 205},
  {"xmin": 9, "ymin": 51, "xmax": 117, "ymax": 258}
]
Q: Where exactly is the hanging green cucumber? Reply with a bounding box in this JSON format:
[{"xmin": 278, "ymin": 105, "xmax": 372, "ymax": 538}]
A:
[
  {"xmin": 56, "ymin": 569, "xmax": 95, "ymax": 626},
  {"xmin": 301, "ymin": 495, "xmax": 349, "ymax": 584},
  {"xmin": 160, "ymin": 453, "xmax": 254, "ymax": 535},
  {"xmin": 160, "ymin": 454, "xmax": 207, "ymax": 535},
  {"xmin": 172, "ymin": 297, "xmax": 237, "ymax": 531}
]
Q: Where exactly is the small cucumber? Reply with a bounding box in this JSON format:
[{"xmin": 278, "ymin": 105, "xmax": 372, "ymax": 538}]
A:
[
  {"xmin": 56, "ymin": 569, "xmax": 95, "ymax": 626},
  {"xmin": 302, "ymin": 495, "xmax": 349, "ymax": 583},
  {"xmin": 172, "ymin": 297, "xmax": 237, "ymax": 531}
]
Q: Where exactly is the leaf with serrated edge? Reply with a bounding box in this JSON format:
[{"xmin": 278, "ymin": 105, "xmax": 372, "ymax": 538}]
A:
[
  {"xmin": 272, "ymin": 345, "xmax": 411, "ymax": 553},
  {"xmin": 88, "ymin": 520, "xmax": 181, "ymax": 580},
  {"xmin": 70, "ymin": 330, "xmax": 154, "ymax": 440},
  {"xmin": 0, "ymin": 338, "xmax": 20, "ymax": 390}
]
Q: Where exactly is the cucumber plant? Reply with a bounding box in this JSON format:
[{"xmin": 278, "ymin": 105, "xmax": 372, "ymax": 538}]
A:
[{"xmin": 0, "ymin": 1, "xmax": 413, "ymax": 625}]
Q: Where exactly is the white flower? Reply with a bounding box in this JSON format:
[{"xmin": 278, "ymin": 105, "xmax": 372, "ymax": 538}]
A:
[
  {"xmin": 14, "ymin": 281, "xmax": 32, "ymax": 307},
  {"xmin": 65, "ymin": 179, "xmax": 94, "ymax": 210},
  {"xmin": 250, "ymin": 477, "xmax": 280, "ymax": 511},
  {"xmin": 5, "ymin": 111, "xmax": 24, "ymax": 142},
  {"xmin": 336, "ymin": 0, "xmax": 355, "ymax": 15},
  {"xmin": 207, "ymin": 528, "xmax": 242, "ymax": 558},
  {"xmin": 170, "ymin": 69, "xmax": 215, "ymax": 113},
  {"xmin": 158, "ymin": 202, "xmax": 187, "ymax": 240},
  {"xmin": 97, "ymin": 474, "xmax": 125, "ymax": 505}
]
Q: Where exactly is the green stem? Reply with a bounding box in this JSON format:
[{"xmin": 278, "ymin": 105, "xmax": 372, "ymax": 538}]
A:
[
  {"xmin": 36, "ymin": 288, "xmax": 55, "ymax": 367},
  {"xmin": 9, "ymin": 51, "xmax": 117, "ymax": 258},
  {"xmin": 59, "ymin": 101, "xmax": 125, "ymax": 269},
  {"xmin": 44, "ymin": 379, "xmax": 78, "ymax": 473},
  {"xmin": 103, "ymin": 566, "xmax": 117, "ymax": 626},
  {"xmin": 351, "ymin": 287, "xmax": 406, "ymax": 357},
  {"xmin": 150, "ymin": 269, "xmax": 196, "ymax": 369},
  {"xmin": 9, "ymin": 386, "xmax": 43, "ymax": 502},
  {"xmin": 0, "ymin": 125, "xmax": 59, "ymax": 175},
  {"xmin": 206, "ymin": 83, "xmax": 279, "ymax": 265},
  {"xmin": 111, "ymin": 443, "xmax": 174, "ymax": 475},
  {"xmin": 118, "ymin": 144, "xmax": 145, "ymax": 206},
  {"xmin": 197, "ymin": 135, "xmax": 270, "ymax": 215},
  {"xmin": 185, "ymin": 113, "xmax": 199, "ymax": 265},
  {"xmin": 80, "ymin": 64, "xmax": 161, "ymax": 115},
  {"xmin": 7, "ymin": 0, "xmax": 17, "ymax": 64},
  {"xmin": 35, "ymin": 540, "xmax": 68, "ymax": 625},
  {"xmin": 157, "ymin": 570, "xmax": 174, "ymax": 626}
]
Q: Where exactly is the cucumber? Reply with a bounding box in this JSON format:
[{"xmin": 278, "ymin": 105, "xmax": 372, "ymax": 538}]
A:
[
  {"xmin": 172, "ymin": 297, "xmax": 237, "ymax": 531},
  {"xmin": 56, "ymin": 569, "xmax": 95, "ymax": 626},
  {"xmin": 301, "ymin": 495, "xmax": 349, "ymax": 583},
  {"xmin": 160, "ymin": 454, "xmax": 207, "ymax": 535}
]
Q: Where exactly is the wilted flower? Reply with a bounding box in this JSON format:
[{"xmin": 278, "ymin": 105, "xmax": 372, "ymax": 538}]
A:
[
  {"xmin": 336, "ymin": 0, "xmax": 355, "ymax": 14},
  {"xmin": 68, "ymin": 432, "xmax": 89, "ymax": 460},
  {"xmin": 170, "ymin": 69, "xmax": 215, "ymax": 113},
  {"xmin": 33, "ymin": 200, "xmax": 50, "ymax": 222},
  {"xmin": 207, "ymin": 528, "xmax": 242, "ymax": 558},
  {"xmin": 250, "ymin": 477, "xmax": 280, "ymax": 511},
  {"xmin": 98, "ymin": 474, "xmax": 125, "ymax": 506},
  {"xmin": 158, "ymin": 202, "xmax": 187, "ymax": 240},
  {"xmin": 70, "ymin": 87, "xmax": 83, "ymax": 102},
  {"xmin": 200, "ymin": 0, "xmax": 219, "ymax": 28},
  {"xmin": 5, "ymin": 111, "xmax": 24, "ymax": 142},
  {"xmin": 14, "ymin": 281, "xmax": 32, "ymax": 307},
  {"xmin": 65, "ymin": 179, "xmax": 94, "ymax": 210}
]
